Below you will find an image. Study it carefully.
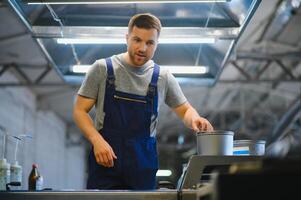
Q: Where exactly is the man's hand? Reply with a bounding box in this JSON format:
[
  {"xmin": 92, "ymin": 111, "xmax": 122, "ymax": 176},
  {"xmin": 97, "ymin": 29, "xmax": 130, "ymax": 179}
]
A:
[
  {"xmin": 191, "ymin": 116, "xmax": 214, "ymax": 132},
  {"xmin": 73, "ymin": 95, "xmax": 117, "ymax": 168},
  {"xmin": 92, "ymin": 136, "xmax": 117, "ymax": 168}
]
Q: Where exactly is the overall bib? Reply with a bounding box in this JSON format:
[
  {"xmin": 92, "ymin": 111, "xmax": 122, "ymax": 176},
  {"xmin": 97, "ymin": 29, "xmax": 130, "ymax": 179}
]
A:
[{"xmin": 87, "ymin": 57, "xmax": 160, "ymax": 190}]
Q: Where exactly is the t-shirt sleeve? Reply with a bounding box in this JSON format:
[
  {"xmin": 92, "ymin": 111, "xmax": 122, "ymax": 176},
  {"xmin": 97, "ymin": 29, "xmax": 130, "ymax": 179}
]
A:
[
  {"xmin": 77, "ymin": 60, "xmax": 104, "ymax": 99},
  {"xmin": 164, "ymin": 70, "xmax": 187, "ymax": 108}
]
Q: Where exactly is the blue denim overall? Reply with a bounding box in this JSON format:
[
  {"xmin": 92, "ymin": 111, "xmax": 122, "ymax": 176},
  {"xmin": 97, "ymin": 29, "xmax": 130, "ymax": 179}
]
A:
[{"xmin": 87, "ymin": 57, "xmax": 160, "ymax": 190}]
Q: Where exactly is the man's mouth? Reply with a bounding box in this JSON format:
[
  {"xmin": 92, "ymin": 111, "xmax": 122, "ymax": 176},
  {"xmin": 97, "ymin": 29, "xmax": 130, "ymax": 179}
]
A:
[{"xmin": 136, "ymin": 53, "xmax": 146, "ymax": 58}]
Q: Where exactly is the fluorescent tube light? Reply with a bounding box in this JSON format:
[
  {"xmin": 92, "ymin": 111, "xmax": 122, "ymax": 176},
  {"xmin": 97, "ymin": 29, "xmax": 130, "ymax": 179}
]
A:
[
  {"xmin": 160, "ymin": 38, "xmax": 215, "ymax": 44},
  {"xmin": 161, "ymin": 65, "xmax": 208, "ymax": 74},
  {"xmin": 72, "ymin": 65, "xmax": 91, "ymax": 73},
  {"xmin": 72, "ymin": 65, "xmax": 208, "ymax": 74},
  {"xmin": 28, "ymin": 0, "xmax": 228, "ymax": 5},
  {"xmin": 156, "ymin": 170, "xmax": 172, "ymax": 177},
  {"xmin": 57, "ymin": 38, "xmax": 125, "ymax": 44},
  {"xmin": 57, "ymin": 37, "xmax": 215, "ymax": 44}
]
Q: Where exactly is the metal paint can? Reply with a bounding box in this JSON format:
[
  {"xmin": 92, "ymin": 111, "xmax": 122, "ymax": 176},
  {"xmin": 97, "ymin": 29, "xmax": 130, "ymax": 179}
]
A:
[
  {"xmin": 196, "ymin": 131, "xmax": 234, "ymax": 155},
  {"xmin": 233, "ymin": 140, "xmax": 266, "ymax": 156}
]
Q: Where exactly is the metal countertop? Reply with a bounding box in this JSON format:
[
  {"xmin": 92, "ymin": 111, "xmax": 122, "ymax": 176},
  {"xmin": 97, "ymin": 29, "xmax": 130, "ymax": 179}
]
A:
[{"xmin": 0, "ymin": 189, "xmax": 198, "ymax": 200}]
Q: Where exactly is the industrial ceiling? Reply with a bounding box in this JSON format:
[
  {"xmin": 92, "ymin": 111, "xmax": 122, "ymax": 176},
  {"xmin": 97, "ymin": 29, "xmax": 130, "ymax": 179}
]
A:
[{"xmin": 6, "ymin": 0, "xmax": 261, "ymax": 85}]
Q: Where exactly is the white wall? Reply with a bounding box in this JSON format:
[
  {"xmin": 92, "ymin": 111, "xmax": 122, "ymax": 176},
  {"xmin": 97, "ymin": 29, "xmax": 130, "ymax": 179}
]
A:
[{"xmin": 0, "ymin": 72, "xmax": 86, "ymax": 190}]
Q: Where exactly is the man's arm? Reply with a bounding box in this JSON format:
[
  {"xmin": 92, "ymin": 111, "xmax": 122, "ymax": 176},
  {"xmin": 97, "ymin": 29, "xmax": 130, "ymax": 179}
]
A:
[
  {"xmin": 172, "ymin": 102, "xmax": 213, "ymax": 132},
  {"xmin": 73, "ymin": 95, "xmax": 117, "ymax": 167}
]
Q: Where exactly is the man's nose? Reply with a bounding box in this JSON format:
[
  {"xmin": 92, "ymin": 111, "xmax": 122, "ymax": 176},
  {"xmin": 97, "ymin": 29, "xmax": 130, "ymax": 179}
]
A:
[{"xmin": 138, "ymin": 42, "xmax": 147, "ymax": 52}]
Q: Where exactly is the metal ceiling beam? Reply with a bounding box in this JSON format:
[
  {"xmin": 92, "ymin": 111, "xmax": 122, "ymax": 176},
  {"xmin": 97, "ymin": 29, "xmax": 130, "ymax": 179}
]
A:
[
  {"xmin": 267, "ymin": 94, "xmax": 301, "ymax": 146},
  {"xmin": 254, "ymin": 60, "xmax": 271, "ymax": 79},
  {"xmin": 24, "ymin": 0, "xmax": 231, "ymax": 4},
  {"xmin": 11, "ymin": 63, "xmax": 32, "ymax": 84},
  {"xmin": 219, "ymin": 79, "xmax": 301, "ymax": 83},
  {"xmin": 224, "ymin": 58, "xmax": 300, "ymax": 83},
  {"xmin": 34, "ymin": 65, "xmax": 52, "ymax": 84},
  {"xmin": 267, "ymin": 40, "xmax": 300, "ymax": 51},
  {"xmin": 6, "ymin": 0, "xmax": 66, "ymax": 82},
  {"xmin": 0, "ymin": 83, "xmax": 71, "ymax": 87},
  {"xmin": 0, "ymin": 63, "xmax": 48, "ymax": 69},
  {"xmin": 225, "ymin": 53, "xmax": 300, "ymax": 83},
  {"xmin": 236, "ymin": 0, "xmax": 262, "ymax": 39},
  {"xmin": 0, "ymin": 65, "xmax": 9, "ymax": 76},
  {"xmin": 275, "ymin": 60, "xmax": 296, "ymax": 79},
  {"xmin": 0, "ymin": 32, "xmax": 29, "ymax": 43},
  {"xmin": 231, "ymin": 61, "xmax": 252, "ymax": 80},
  {"xmin": 215, "ymin": 3, "xmax": 240, "ymax": 27},
  {"xmin": 27, "ymin": 6, "xmax": 47, "ymax": 25},
  {"xmin": 256, "ymin": 0, "xmax": 283, "ymax": 43},
  {"xmin": 236, "ymin": 51, "xmax": 301, "ymax": 61},
  {"xmin": 269, "ymin": 1, "xmax": 300, "ymax": 42},
  {"xmin": 0, "ymin": 63, "xmax": 63, "ymax": 87}
]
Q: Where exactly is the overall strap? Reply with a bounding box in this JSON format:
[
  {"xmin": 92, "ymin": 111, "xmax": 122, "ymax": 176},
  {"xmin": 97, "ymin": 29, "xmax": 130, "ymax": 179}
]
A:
[
  {"xmin": 105, "ymin": 57, "xmax": 115, "ymax": 87},
  {"xmin": 150, "ymin": 64, "xmax": 160, "ymax": 87},
  {"xmin": 147, "ymin": 63, "xmax": 160, "ymax": 117}
]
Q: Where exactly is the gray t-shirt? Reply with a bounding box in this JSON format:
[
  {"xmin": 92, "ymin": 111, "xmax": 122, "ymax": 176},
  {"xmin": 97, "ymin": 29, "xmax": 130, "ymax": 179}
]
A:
[{"xmin": 78, "ymin": 53, "xmax": 187, "ymax": 136}]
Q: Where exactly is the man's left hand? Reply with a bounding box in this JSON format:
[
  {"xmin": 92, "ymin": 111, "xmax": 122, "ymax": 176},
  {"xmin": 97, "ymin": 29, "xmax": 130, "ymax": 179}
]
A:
[{"xmin": 191, "ymin": 117, "xmax": 214, "ymax": 132}]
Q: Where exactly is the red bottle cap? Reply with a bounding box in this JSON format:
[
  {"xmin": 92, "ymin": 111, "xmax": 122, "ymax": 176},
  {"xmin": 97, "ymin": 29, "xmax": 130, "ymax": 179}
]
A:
[{"xmin": 32, "ymin": 164, "xmax": 38, "ymax": 168}]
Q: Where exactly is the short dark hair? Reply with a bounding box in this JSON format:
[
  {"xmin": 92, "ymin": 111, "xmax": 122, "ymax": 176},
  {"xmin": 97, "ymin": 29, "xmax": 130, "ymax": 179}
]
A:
[{"xmin": 128, "ymin": 13, "xmax": 162, "ymax": 36}]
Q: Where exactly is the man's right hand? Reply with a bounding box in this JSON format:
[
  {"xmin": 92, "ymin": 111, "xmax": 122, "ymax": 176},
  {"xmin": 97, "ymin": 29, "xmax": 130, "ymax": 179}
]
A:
[
  {"xmin": 92, "ymin": 136, "xmax": 117, "ymax": 168},
  {"xmin": 73, "ymin": 95, "xmax": 117, "ymax": 168}
]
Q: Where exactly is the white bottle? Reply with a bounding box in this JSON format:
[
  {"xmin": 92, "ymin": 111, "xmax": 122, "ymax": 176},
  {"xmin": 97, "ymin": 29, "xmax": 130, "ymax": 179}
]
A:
[
  {"xmin": 0, "ymin": 158, "xmax": 11, "ymax": 190},
  {"xmin": 36, "ymin": 175, "xmax": 43, "ymax": 190},
  {"xmin": 11, "ymin": 161, "xmax": 22, "ymax": 184}
]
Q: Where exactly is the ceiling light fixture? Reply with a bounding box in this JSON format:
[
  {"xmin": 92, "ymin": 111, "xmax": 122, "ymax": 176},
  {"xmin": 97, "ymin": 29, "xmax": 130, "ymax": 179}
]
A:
[
  {"xmin": 72, "ymin": 65, "xmax": 208, "ymax": 74},
  {"xmin": 57, "ymin": 37, "xmax": 216, "ymax": 44},
  {"xmin": 72, "ymin": 65, "xmax": 92, "ymax": 73},
  {"xmin": 57, "ymin": 38, "xmax": 125, "ymax": 44},
  {"xmin": 27, "ymin": 0, "xmax": 228, "ymax": 5},
  {"xmin": 161, "ymin": 65, "xmax": 208, "ymax": 74},
  {"xmin": 160, "ymin": 38, "xmax": 216, "ymax": 44}
]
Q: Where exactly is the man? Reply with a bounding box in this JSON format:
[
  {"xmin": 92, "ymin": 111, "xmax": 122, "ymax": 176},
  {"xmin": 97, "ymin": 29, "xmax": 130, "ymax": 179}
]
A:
[{"xmin": 73, "ymin": 13, "xmax": 213, "ymax": 190}]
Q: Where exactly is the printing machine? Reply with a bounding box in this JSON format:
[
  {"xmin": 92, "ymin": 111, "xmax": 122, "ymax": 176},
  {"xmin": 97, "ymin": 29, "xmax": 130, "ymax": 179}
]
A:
[
  {"xmin": 2, "ymin": 155, "xmax": 300, "ymax": 200},
  {"xmin": 201, "ymin": 156, "xmax": 301, "ymax": 200}
]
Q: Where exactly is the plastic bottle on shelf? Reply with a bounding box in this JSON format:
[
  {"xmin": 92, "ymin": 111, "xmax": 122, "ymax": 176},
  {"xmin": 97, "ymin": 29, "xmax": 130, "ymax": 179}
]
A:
[
  {"xmin": 10, "ymin": 161, "xmax": 22, "ymax": 184},
  {"xmin": 0, "ymin": 131, "xmax": 10, "ymax": 191},
  {"xmin": 0, "ymin": 158, "xmax": 11, "ymax": 191},
  {"xmin": 10, "ymin": 135, "xmax": 22, "ymax": 188},
  {"xmin": 28, "ymin": 164, "xmax": 43, "ymax": 191},
  {"xmin": 10, "ymin": 134, "xmax": 32, "ymax": 190}
]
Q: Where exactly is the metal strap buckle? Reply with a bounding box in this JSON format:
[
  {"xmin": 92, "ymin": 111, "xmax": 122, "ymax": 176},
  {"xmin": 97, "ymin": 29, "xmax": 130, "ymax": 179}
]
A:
[
  {"xmin": 107, "ymin": 75, "xmax": 115, "ymax": 85},
  {"xmin": 148, "ymin": 85, "xmax": 156, "ymax": 96}
]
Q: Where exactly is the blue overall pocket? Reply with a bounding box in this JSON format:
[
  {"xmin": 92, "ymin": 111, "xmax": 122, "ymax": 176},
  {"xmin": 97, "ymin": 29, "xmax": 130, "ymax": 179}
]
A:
[{"xmin": 130, "ymin": 137, "xmax": 158, "ymax": 171}]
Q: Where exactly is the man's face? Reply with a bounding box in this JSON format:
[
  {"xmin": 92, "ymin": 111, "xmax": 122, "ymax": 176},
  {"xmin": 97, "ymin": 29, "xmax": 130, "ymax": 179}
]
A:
[{"xmin": 126, "ymin": 26, "xmax": 158, "ymax": 66}]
